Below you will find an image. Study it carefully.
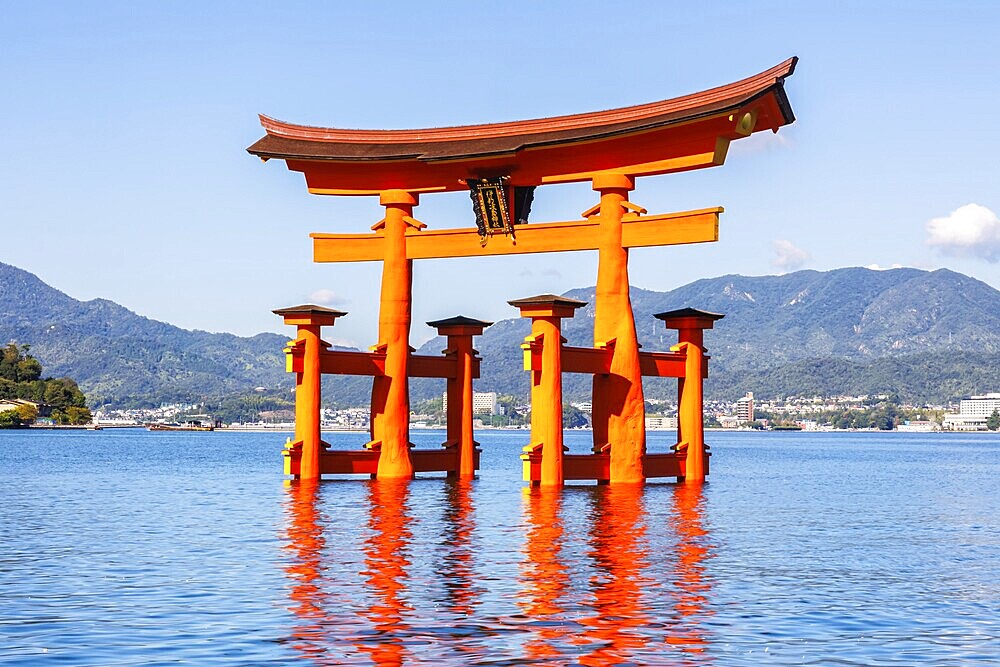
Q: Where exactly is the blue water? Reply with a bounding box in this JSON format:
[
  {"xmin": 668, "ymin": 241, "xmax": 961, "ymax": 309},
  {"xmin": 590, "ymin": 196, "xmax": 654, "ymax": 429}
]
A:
[{"xmin": 1, "ymin": 429, "xmax": 998, "ymax": 665}]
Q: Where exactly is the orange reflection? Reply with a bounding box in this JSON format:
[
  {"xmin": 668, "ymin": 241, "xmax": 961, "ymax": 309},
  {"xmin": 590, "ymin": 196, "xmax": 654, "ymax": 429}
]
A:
[
  {"xmin": 282, "ymin": 479, "xmax": 339, "ymax": 665},
  {"xmin": 434, "ymin": 479, "xmax": 486, "ymax": 664},
  {"xmin": 579, "ymin": 484, "xmax": 652, "ymax": 665},
  {"xmin": 667, "ymin": 481, "xmax": 714, "ymax": 659},
  {"xmin": 519, "ymin": 487, "xmax": 570, "ymax": 661},
  {"xmin": 439, "ymin": 479, "xmax": 478, "ymax": 617},
  {"xmin": 358, "ymin": 479, "xmax": 413, "ymax": 667}
]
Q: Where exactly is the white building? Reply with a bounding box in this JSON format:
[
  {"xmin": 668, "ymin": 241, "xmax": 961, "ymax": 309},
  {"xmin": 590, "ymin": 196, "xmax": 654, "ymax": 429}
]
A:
[
  {"xmin": 943, "ymin": 392, "xmax": 1000, "ymax": 431},
  {"xmin": 897, "ymin": 420, "xmax": 938, "ymax": 433},
  {"xmin": 960, "ymin": 393, "xmax": 1000, "ymax": 417},
  {"xmin": 442, "ymin": 391, "xmax": 498, "ymax": 415},
  {"xmin": 645, "ymin": 415, "xmax": 677, "ymax": 430},
  {"xmin": 718, "ymin": 415, "xmax": 742, "ymax": 428},
  {"xmin": 735, "ymin": 392, "xmax": 755, "ymax": 422},
  {"xmin": 943, "ymin": 414, "xmax": 986, "ymax": 431}
]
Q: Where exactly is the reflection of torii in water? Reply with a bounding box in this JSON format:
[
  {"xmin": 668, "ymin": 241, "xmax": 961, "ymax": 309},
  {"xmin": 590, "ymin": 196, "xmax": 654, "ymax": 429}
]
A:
[
  {"xmin": 580, "ymin": 485, "xmax": 654, "ymax": 664},
  {"xmin": 254, "ymin": 59, "xmax": 797, "ymax": 484},
  {"xmin": 519, "ymin": 484, "xmax": 715, "ymax": 664},
  {"xmin": 358, "ymin": 480, "xmax": 412, "ymax": 666},
  {"xmin": 282, "ymin": 480, "xmax": 482, "ymax": 665},
  {"xmin": 667, "ymin": 482, "xmax": 715, "ymax": 660}
]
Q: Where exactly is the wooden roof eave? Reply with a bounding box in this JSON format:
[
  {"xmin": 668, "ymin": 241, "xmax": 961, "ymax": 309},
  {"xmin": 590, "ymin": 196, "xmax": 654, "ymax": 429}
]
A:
[
  {"xmin": 248, "ymin": 58, "xmax": 795, "ymax": 162},
  {"xmin": 247, "ymin": 58, "xmax": 796, "ymax": 193},
  {"xmin": 247, "ymin": 89, "xmax": 790, "ymax": 165}
]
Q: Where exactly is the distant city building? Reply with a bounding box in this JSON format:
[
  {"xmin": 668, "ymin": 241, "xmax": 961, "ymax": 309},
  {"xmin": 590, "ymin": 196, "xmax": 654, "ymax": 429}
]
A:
[
  {"xmin": 943, "ymin": 392, "xmax": 1000, "ymax": 431},
  {"xmin": 718, "ymin": 415, "xmax": 742, "ymax": 428},
  {"xmin": 960, "ymin": 393, "xmax": 1000, "ymax": 417},
  {"xmin": 473, "ymin": 392, "xmax": 498, "ymax": 415},
  {"xmin": 645, "ymin": 416, "xmax": 677, "ymax": 430},
  {"xmin": 443, "ymin": 391, "xmax": 498, "ymax": 415},
  {"xmin": 736, "ymin": 392, "xmax": 755, "ymax": 422},
  {"xmin": 897, "ymin": 420, "xmax": 938, "ymax": 433}
]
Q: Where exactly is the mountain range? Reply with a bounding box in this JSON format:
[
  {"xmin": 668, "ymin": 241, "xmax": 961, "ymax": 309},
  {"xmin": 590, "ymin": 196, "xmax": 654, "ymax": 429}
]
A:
[
  {"xmin": 3, "ymin": 261, "xmax": 999, "ymax": 408},
  {"xmin": 426, "ymin": 267, "xmax": 1000, "ymax": 405}
]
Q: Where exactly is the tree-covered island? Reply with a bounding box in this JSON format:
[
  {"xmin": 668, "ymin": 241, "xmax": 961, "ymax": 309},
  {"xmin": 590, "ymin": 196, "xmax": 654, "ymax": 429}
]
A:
[{"xmin": 0, "ymin": 343, "xmax": 92, "ymax": 427}]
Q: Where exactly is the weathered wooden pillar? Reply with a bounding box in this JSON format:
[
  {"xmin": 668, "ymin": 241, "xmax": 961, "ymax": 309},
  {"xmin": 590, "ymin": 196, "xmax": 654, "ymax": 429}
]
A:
[
  {"xmin": 371, "ymin": 190, "xmax": 418, "ymax": 479},
  {"xmin": 274, "ymin": 305, "xmax": 346, "ymax": 479},
  {"xmin": 428, "ymin": 316, "xmax": 492, "ymax": 478},
  {"xmin": 591, "ymin": 173, "xmax": 645, "ymax": 484},
  {"xmin": 655, "ymin": 308, "xmax": 724, "ymax": 482},
  {"xmin": 511, "ymin": 295, "xmax": 585, "ymax": 487}
]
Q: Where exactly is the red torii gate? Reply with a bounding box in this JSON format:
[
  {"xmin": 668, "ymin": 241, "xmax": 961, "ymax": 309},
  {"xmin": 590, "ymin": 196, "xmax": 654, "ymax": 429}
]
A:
[{"xmin": 251, "ymin": 58, "xmax": 797, "ymax": 484}]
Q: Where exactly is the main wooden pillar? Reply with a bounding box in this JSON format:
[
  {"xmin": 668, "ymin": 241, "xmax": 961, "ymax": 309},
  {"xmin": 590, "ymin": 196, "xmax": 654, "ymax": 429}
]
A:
[
  {"xmin": 370, "ymin": 190, "xmax": 418, "ymax": 479},
  {"xmin": 428, "ymin": 316, "xmax": 492, "ymax": 478},
  {"xmin": 274, "ymin": 305, "xmax": 346, "ymax": 480},
  {"xmin": 591, "ymin": 173, "xmax": 646, "ymax": 484},
  {"xmin": 511, "ymin": 295, "xmax": 585, "ymax": 486}
]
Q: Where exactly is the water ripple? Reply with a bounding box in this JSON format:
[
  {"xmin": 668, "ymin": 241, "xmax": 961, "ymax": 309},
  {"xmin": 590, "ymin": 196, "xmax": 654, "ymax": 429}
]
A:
[{"xmin": 1, "ymin": 429, "xmax": 998, "ymax": 664}]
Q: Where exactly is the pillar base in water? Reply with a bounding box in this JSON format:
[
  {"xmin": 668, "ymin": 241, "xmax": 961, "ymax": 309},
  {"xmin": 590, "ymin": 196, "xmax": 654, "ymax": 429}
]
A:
[
  {"xmin": 283, "ymin": 444, "xmax": 481, "ymax": 479},
  {"xmin": 521, "ymin": 447, "xmax": 710, "ymax": 485}
]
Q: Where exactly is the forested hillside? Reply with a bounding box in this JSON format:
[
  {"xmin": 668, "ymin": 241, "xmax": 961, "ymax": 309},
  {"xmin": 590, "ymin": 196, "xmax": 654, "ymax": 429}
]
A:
[{"xmin": 4, "ymin": 261, "xmax": 998, "ymax": 408}]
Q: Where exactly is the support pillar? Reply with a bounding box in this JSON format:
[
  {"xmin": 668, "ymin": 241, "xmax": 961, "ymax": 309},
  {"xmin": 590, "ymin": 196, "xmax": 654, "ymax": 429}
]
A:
[
  {"xmin": 510, "ymin": 295, "xmax": 585, "ymax": 487},
  {"xmin": 654, "ymin": 308, "xmax": 724, "ymax": 482},
  {"xmin": 371, "ymin": 190, "xmax": 419, "ymax": 479},
  {"xmin": 673, "ymin": 341, "xmax": 705, "ymax": 481},
  {"xmin": 274, "ymin": 305, "xmax": 346, "ymax": 480},
  {"xmin": 590, "ymin": 173, "xmax": 645, "ymax": 484},
  {"xmin": 428, "ymin": 316, "xmax": 492, "ymax": 478}
]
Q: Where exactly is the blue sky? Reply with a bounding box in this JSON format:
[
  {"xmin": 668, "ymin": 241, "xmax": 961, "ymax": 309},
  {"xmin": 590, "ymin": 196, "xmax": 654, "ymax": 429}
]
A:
[{"xmin": 3, "ymin": 1, "xmax": 999, "ymax": 346}]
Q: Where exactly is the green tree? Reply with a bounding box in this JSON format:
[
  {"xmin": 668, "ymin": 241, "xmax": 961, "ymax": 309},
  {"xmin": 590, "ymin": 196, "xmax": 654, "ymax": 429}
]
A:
[
  {"xmin": 15, "ymin": 403, "xmax": 38, "ymax": 425},
  {"xmin": 0, "ymin": 343, "xmax": 23, "ymax": 381},
  {"xmin": 66, "ymin": 406, "xmax": 93, "ymax": 424},
  {"xmin": 0, "ymin": 378, "xmax": 16, "ymax": 399},
  {"xmin": 0, "ymin": 409, "xmax": 20, "ymax": 428},
  {"xmin": 43, "ymin": 378, "xmax": 85, "ymax": 410},
  {"xmin": 16, "ymin": 357, "xmax": 42, "ymax": 382},
  {"xmin": 0, "ymin": 345, "xmax": 90, "ymax": 418},
  {"xmin": 988, "ymin": 409, "xmax": 1000, "ymax": 431}
]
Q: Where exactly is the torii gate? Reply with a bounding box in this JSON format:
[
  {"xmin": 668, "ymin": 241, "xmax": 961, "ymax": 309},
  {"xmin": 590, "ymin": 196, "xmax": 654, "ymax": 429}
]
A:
[{"xmin": 250, "ymin": 58, "xmax": 796, "ymax": 484}]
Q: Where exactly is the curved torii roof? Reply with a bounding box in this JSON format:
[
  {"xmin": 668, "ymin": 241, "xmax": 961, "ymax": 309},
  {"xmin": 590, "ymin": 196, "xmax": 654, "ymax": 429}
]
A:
[{"xmin": 248, "ymin": 58, "xmax": 797, "ymax": 195}]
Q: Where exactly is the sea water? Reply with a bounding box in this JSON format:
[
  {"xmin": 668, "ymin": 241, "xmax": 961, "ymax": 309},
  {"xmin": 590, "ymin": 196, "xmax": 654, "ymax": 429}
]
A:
[{"xmin": 1, "ymin": 429, "xmax": 998, "ymax": 665}]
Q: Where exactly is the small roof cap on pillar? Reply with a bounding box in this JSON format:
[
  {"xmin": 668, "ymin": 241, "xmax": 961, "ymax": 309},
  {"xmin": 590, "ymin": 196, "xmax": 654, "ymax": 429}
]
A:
[
  {"xmin": 273, "ymin": 304, "xmax": 347, "ymax": 317},
  {"xmin": 508, "ymin": 294, "xmax": 587, "ymax": 319},
  {"xmin": 426, "ymin": 315, "xmax": 494, "ymax": 329},
  {"xmin": 273, "ymin": 304, "xmax": 347, "ymax": 326},
  {"xmin": 426, "ymin": 315, "xmax": 493, "ymax": 335},
  {"xmin": 654, "ymin": 307, "xmax": 724, "ymax": 328},
  {"xmin": 507, "ymin": 294, "xmax": 587, "ymax": 309}
]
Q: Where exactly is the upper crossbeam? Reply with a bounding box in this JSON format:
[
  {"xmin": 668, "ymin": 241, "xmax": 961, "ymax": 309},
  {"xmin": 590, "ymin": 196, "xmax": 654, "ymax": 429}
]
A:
[{"xmin": 312, "ymin": 207, "xmax": 722, "ymax": 263}]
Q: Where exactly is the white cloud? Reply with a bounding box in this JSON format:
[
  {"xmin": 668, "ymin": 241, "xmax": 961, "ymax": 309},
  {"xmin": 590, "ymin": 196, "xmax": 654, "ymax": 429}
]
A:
[
  {"xmin": 308, "ymin": 288, "xmax": 347, "ymax": 307},
  {"xmin": 770, "ymin": 239, "xmax": 810, "ymax": 272},
  {"xmin": 865, "ymin": 263, "xmax": 904, "ymax": 271},
  {"xmin": 926, "ymin": 203, "xmax": 1000, "ymax": 262}
]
